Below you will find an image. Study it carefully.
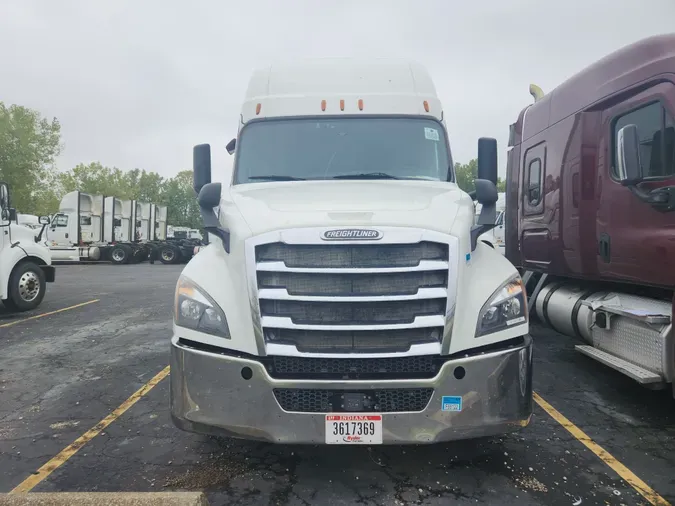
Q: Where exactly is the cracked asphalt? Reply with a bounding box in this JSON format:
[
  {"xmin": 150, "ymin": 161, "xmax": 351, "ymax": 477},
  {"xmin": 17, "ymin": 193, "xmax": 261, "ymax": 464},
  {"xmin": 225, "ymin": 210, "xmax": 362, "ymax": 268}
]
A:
[{"xmin": 1, "ymin": 264, "xmax": 673, "ymax": 505}]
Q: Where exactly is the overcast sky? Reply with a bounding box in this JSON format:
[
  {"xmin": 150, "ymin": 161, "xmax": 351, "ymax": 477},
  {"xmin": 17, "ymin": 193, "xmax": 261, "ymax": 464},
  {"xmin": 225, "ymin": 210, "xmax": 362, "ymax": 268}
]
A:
[{"xmin": 2, "ymin": 0, "xmax": 674, "ymax": 183}]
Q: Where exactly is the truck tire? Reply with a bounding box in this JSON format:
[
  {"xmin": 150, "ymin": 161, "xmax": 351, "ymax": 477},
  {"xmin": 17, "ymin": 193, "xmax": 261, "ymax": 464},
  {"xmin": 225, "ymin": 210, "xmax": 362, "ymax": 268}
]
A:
[
  {"xmin": 3, "ymin": 261, "xmax": 47, "ymax": 312},
  {"xmin": 110, "ymin": 245, "xmax": 131, "ymax": 265},
  {"xmin": 159, "ymin": 245, "xmax": 180, "ymax": 264}
]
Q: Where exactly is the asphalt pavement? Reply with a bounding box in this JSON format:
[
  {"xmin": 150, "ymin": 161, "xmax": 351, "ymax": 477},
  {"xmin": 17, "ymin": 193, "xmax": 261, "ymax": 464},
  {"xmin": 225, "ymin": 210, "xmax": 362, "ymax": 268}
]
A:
[{"xmin": 1, "ymin": 263, "xmax": 673, "ymax": 505}]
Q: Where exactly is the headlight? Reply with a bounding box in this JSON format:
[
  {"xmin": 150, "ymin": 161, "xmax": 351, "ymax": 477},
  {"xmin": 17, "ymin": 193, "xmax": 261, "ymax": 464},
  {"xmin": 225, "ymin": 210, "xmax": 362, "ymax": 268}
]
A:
[
  {"xmin": 475, "ymin": 276, "xmax": 527, "ymax": 337},
  {"xmin": 174, "ymin": 276, "xmax": 230, "ymax": 338}
]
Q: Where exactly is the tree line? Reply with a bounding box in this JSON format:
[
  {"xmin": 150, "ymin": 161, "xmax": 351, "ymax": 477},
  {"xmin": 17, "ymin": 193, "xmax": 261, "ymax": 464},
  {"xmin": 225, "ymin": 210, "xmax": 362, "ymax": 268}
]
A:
[{"xmin": 1, "ymin": 100, "xmax": 504, "ymax": 228}]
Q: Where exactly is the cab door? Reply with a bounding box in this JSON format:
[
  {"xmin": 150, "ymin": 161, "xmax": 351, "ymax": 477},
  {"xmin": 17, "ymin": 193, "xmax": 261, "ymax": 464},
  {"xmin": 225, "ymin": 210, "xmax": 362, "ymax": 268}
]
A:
[
  {"xmin": 47, "ymin": 213, "xmax": 72, "ymax": 246},
  {"xmin": 598, "ymin": 82, "xmax": 675, "ymax": 287}
]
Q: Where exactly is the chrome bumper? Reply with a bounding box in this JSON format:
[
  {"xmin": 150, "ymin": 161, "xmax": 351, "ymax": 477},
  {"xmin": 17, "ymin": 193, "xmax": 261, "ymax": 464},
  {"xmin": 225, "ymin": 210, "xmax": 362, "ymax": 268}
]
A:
[{"xmin": 170, "ymin": 335, "xmax": 533, "ymax": 444}]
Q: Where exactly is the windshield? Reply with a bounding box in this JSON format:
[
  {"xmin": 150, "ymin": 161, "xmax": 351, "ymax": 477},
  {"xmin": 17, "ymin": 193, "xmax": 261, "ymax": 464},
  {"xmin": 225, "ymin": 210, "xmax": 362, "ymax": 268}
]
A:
[{"xmin": 233, "ymin": 117, "xmax": 452, "ymax": 184}]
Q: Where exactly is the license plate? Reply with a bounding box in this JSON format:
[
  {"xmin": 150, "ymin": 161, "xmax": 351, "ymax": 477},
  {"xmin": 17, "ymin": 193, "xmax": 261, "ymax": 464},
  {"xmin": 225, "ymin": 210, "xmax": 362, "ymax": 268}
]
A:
[{"xmin": 325, "ymin": 414, "xmax": 383, "ymax": 444}]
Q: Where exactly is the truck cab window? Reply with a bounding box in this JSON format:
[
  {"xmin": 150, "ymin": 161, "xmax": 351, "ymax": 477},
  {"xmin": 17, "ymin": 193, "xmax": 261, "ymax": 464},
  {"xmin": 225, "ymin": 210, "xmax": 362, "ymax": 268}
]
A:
[
  {"xmin": 613, "ymin": 101, "xmax": 675, "ymax": 178},
  {"xmin": 80, "ymin": 216, "xmax": 92, "ymax": 226},
  {"xmin": 234, "ymin": 117, "xmax": 452, "ymax": 184},
  {"xmin": 527, "ymin": 158, "xmax": 542, "ymax": 205},
  {"xmin": 53, "ymin": 215, "xmax": 68, "ymax": 227}
]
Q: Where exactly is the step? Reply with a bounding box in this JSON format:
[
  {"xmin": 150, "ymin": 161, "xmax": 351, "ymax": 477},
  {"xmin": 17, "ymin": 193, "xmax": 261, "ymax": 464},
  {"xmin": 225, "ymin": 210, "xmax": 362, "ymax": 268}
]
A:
[{"xmin": 574, "ymin": 345, "xmax": 663, "ymax": 384}]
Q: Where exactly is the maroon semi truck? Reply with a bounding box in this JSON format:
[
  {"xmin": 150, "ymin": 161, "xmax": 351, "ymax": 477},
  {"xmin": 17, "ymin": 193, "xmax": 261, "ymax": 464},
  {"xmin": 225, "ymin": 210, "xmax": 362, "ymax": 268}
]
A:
[{"xmin": 505, "ymin": 33, "xmax": 675, "ymax": 397}]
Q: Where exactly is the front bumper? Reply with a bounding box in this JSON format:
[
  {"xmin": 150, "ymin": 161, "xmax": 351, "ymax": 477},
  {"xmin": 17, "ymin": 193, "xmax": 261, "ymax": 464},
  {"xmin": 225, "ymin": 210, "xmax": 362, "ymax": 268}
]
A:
[{"xmin": 170, "ymin": 335, "xmax": 533, "ymax": 444}]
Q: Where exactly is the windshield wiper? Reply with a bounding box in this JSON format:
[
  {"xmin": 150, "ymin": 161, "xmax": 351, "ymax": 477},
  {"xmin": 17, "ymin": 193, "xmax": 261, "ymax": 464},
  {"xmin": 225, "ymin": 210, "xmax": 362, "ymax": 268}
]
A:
[
  {"xmin": 332, "ymin": 172, "xmax": 400, "ymax": 180},
  {"xmin": 248, "ymin": 175, "xmax": 306, "ymax": 181}
]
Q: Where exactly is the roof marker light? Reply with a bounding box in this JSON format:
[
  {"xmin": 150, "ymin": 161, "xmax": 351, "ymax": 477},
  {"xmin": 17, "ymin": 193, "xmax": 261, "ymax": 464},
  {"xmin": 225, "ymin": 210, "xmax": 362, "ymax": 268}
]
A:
[
  {"xmin": 358, "ymin": 99, "xmax": 363, "ymax": 111},
  {"xmin": 321, "ymin": 100, "xmax": 326, "ymax": 111},
  {"xmin": 255, "ymin": 103, "xmax": 261, "ymax": 115},
  {"xmin": 340, "ymin": 99, "xmax": 345, "ymax": 111},
  {"xmin": 423, "ymin": 100, "xmax": 430, "ymax": 112}
]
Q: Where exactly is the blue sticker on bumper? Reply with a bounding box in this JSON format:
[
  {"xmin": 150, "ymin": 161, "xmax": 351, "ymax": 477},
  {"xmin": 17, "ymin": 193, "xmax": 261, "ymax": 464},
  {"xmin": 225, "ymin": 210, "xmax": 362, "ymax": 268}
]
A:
[{"xmin": 441, "ymin": 396, "xmax": 462, "ymax": 412}]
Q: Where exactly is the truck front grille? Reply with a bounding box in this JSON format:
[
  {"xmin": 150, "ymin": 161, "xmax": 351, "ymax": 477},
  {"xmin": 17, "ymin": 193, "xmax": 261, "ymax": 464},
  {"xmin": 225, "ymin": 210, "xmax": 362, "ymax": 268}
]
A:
[
  {"xmin": 257, "ymin": 271, "xmax": 447, "ymax": 296},
  {"xmin": 253, "ymin": 236, "xmax": 452, "ymax": 354},
  {"xmin": 266, "ymin": 355, "xmax": 440, "ymax": 380},
  {"xmin": 256, "ymin": 241, "xmax": 447, "ymax": 268},
  {"xmin": 273, "ymin": 388, "xmax": 434, "ymax": 413}
]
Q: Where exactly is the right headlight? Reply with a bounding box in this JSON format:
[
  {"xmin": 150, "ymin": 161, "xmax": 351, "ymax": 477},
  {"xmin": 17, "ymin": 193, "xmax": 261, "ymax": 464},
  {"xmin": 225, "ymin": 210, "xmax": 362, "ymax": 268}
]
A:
[
  {"xmin": 475, "ymin": 276, "xmax": 527, "ymax": 337},
  {"xmin": 174, "ymin": 275, "xmax": 231, "ymax": 338}
]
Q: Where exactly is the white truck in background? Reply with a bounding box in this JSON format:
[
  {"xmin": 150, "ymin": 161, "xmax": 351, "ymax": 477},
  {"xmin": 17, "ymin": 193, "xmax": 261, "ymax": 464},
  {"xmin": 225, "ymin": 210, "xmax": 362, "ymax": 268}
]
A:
[
  {"xmin": 16, "ymin": 213, "xmax": 41, "ymax": 230},
  {"xmin": 170, "ymin": 58, "xmax": 533, "ymax": 445},
  {"xmin": 167, "ymin": 226, "xmax": 203, "ymax": 241},
  {"xmin": 45, "ymin": 191, "xmax": 200, "ymax": 265},
  {"xmin": 1, "ymin": 182, "xmax": 55, "ymax": 311},
  {"xmin": 476, "ymin": 192, "xmax": 506, "ymax": 254}
]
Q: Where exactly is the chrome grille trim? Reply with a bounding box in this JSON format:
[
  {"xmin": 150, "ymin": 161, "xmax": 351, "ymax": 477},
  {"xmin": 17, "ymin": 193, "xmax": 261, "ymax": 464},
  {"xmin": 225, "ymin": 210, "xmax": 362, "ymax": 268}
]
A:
[
  {"xmin": 261, "ymin": 315, "xmax": 447, "ymax": 331},
  {"xmin": 258, "ymin": 287, "xmax": 448, "ymax": 302},
  {"xmin": 245, "ymin": 227, "xmax": 459, "ymax": 357},
  {"xmin": 255, "ymin": 260, "xmax": 449, "ymax": 273}
]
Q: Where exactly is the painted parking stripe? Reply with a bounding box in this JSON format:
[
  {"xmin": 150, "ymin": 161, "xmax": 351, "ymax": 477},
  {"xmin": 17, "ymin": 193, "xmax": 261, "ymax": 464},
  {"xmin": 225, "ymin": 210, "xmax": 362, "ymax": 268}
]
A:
[
  {"xmin": 10, "ymin": 366, "xmax": 170, "ymax": 494},
  {"xmin": 0, "ymin": 299, "xmax": 100, "ymax": 329},
  {"xmin": 534, "ymin": 392, "xmax": 671, "ymax": 506}
]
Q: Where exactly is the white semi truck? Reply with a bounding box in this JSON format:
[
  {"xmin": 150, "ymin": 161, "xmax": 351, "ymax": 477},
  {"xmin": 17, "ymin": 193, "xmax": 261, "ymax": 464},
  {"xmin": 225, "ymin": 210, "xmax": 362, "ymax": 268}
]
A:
[
  {"xmin": 170, "ymin": 59, "xmax": 533, "ymax": 445},
  {"xmin": 44, "ymin": 191, "xmax": 194, "ymax": 265},
  {"xmin": 1, "ymin": 182, "xmax": 55, "ymax": 311}
]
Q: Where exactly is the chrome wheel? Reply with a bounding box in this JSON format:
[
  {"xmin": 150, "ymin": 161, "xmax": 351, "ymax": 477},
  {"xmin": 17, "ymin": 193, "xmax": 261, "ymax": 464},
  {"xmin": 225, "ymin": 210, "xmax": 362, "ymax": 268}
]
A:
[
  {"xmin": 161, "ymin": 249, "xmax": 175, "ymax": 262},
  {"xmin": 112, "ymin": 248, "xmax": 126, "ymax": 262},
  {"xmin": 18, "ymin": 270, "xmax": 40, "ymax": 302}
]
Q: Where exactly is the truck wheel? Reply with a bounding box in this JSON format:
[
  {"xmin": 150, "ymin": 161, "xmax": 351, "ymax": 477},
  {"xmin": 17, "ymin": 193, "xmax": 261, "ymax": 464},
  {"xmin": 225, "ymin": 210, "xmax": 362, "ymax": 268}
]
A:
[
  {"xmin": 3, "ymin": 262, "xmax": 47, "ymax": 312},
  {"xmin": 159, "ymin": 245, "xmax": 179, "ymax": 264},
  {"xmin": 110, "ymin": 245, "xmax": 131, "ymax": 265}
]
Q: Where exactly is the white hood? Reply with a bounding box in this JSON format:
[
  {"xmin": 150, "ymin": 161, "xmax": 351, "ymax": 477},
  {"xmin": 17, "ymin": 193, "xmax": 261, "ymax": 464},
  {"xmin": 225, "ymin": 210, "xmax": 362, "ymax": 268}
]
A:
[{"xmin": 222, "ymin": 180, "xmax": 474, "ymax": 238}]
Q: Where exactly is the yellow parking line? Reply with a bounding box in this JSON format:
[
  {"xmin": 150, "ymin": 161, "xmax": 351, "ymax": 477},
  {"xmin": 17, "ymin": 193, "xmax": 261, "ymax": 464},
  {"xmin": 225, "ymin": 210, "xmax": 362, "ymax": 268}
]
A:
[
  {"xmin": 534, "ymin": 392, "xmax": 671, "ymax": 506},
  {"xmin": 0, "ymin": 299, "xmax": 100, "ymax": 329},
  {"xmin": 10, "ymin": 366, "xmax": 170, "ymax": 494}
]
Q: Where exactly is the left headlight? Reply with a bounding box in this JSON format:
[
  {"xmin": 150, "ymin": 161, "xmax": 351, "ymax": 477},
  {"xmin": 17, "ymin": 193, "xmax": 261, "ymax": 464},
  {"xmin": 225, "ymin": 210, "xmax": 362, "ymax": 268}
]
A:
[
  {"xmin": 174, "ymin": 275, "xmax": 230, "ymax": 338},
  {"xmin": 475, "ymin": 276, "xmax": 527, "ymax": 337}
]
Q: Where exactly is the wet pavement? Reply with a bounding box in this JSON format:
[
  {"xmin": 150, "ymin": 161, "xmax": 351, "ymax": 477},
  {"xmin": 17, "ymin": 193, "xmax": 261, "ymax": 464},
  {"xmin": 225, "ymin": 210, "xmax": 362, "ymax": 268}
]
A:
[{"xmin": 1, "ymin": 264, "xmax": 673, "ymax": 505}]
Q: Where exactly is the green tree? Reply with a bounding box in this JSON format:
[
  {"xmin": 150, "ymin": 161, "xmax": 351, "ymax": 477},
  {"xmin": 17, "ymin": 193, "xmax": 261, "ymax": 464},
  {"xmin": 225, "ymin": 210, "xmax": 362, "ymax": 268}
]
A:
[
  {"xmin": 454, "ymin": 159, "xmax": 506, "ymax": 193},
  {"xmin": 59, "ymin": 162, "xmax": 135, "ymax": 199},
  {"xmin": 162, "ymin": 170, "xmax": 201, "ymax": 228},
  {"xmin": 0, "ymin": 102, "xmax": 62, "ymax": 213}
]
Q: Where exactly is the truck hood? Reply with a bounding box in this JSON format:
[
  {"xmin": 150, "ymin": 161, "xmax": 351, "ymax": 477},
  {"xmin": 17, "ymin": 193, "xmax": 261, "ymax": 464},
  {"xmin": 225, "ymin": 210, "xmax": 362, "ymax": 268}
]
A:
[
  {"xmin": 9, "ymin": 223, "xmax": 40, "ymax": 243},
  {"xmin": 224, "ymin": 180, "xmax": 473, "ymax": 237}
]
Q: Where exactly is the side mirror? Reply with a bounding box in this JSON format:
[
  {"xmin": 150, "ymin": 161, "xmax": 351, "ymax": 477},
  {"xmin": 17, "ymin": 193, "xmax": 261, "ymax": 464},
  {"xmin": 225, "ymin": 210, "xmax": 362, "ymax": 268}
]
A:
[
  {"xmin": 0, "ymin": 182, "xmax": 9, "ymax": 210},
  {"xmin": 39, "ymin": 215, "xmax": 50, "ymax": 225},
  {"xmin": 193, "ymin": 144, "xmax": 212, "ymax": 195},
  {"xmin": 477, "ymin": 137, "xmax": 498, "ymax": 185},
  {"xmin": 616, "ymin": 124, "xmax": 642, "ymax": 186},
  {"xmin": 474, "ymin": 179, "xmax": 497, "ymax": 225},
  {"xmin": 226, "ymin": 138, "xmax": 236, "ymax": 155},
  {"xmin": 197, "ymin": 182, "xmax": 230, "ymax": 253},
  {"xmin": 198, "ymin": 182, "xmax": 222, "ymax": 209},
  {"xmin": 7, "ymin": 208, "xmax": 17, "ymax": 222}
]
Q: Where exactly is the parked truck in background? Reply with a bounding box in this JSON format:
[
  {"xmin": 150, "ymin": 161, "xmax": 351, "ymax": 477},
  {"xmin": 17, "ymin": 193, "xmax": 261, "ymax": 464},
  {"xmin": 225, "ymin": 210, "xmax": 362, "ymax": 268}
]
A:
[
  {"xmin": 16, "ymin": 213, "xmax": 41, "ymax": 230},
  {"xmin": 45, "ymin": 191, "xmax": 202, "ymax": 265},
  {"xmin": 506, "ymin": 34, "xmax": 675, "ymax": 397},
  {"xmin": 170, "ymin": 58, "xmax": 533, "ymax": 445},
  {"xmin": 46, "ymin": 191, "xmax": 157, "ymax": 264},
  {"xmin": 1, "ymin": 182, "xmax": 55, "ymax": 311}
]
